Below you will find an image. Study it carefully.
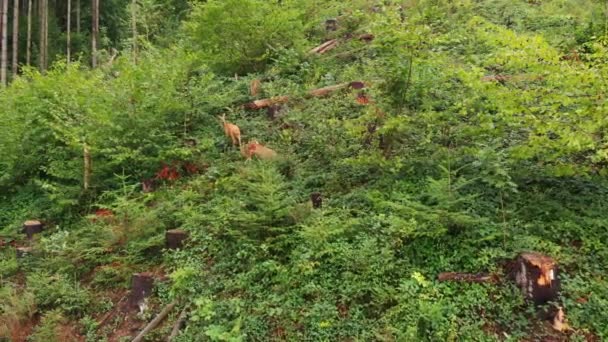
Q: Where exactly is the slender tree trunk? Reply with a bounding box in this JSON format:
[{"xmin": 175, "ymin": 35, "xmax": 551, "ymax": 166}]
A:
[
  {"xmin": 131, "ymin": 0, "xmax": 136, "ymax": 63},
  {"xmin": 1, "ymin": 0, "xmax": 8, "ymax": 86},
  {"xmin": 26, "ymin": 0, "xmax": 30, "ymax": 65},
  {"xmin": 83, "ymin": 143, "xmax": 91, "ymax": 190},
  {"xmin": 11, "ymin": 0, "xmax": 18, "ymax": 76},
  {"xmin": 91, "ymin": 0, "xmax": 98, "ymax": 68},
  {"xmin": 66, "ymin": 0, "xmax": 70, "ymax": 65},
  {"xmin": 38, "ymin": 0, "xmax": 43, "ymax": 70},
  {"xmin": 76, "ymin": 0, "xmax": 79, "ymax": 34},
  {"xmin": 43, "ymin": 0, "xmax": 47, "ymax": 69}
]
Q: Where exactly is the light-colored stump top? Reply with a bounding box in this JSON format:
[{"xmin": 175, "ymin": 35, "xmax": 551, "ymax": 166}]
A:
[
  {"xmin": 23, "ymin": 220, "xmax": 42, "ymax": 226},
  {"xmin": 520, "ymin": 252, "xmax": 556, "ymax": 286}
]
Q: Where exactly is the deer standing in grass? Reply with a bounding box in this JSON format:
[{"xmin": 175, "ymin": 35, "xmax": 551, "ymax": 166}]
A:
[
  {"xmin": 219, "ymin": 114, "xmax": 241, "ymax": 147},
  {"xmin": 241, "ymin": 140, "xmax": 277, "ymax": 161}
]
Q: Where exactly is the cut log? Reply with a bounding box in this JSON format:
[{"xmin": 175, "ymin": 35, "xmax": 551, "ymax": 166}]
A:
[
  {"xmin": 308, "ymin": 39, "xmax": 339, "ymax": 54},
  {"xmin": 129, "ymin": 272, "xmax": 155, "ymax": 312},
  {"xmin": 167, "ymin": 306, "xmax": 189, "ymax": 341},
  {"xmin": 165, "ymin": 229, "xmax": 189, "ymax": 250},
  {"xmin": 22, "ymin": 220, "xmax": 43, "ymax": 239},
  {"xmin": 132, "ymin": 301, "xmax": 176, "ymax": 342},
  {"xmin": 244, "ymin": 82, "xmax": 365, "ymax": 110},
  {"xmin": 310, "ymin": 192, "xmax": 323, "ymax": 209},
  {"xmin": 244, "ymin": 96, "xmax": 290, "ymax": 110},
  {"xmin": 307, "ymin": 82, "xmax": 351, "ymax": 97},
  {"xmin": 512, "ymin": 252, "xmax": 560, "ymax": 305},
  {"xmin": 16, "ymin": 246, "xmax": 33, "ymax": 259},
  {"xmin": 437, "ymin": 272, "xmax": 496, "ymax": 283}
]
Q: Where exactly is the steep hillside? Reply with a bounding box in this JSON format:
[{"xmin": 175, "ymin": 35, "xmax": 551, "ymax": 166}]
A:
[{"xmin": 1, "ymin": 1, "xmax": 608, "ymax": 341}]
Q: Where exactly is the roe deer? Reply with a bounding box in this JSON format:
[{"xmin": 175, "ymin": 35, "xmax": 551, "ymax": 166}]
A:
[
  {"xmin": 241, "ymin": 140, "xmax": 277, "ymax": 161},
  {"xmin": 219, "ymin": 114, "xmax": 242, "ymax": 147}
]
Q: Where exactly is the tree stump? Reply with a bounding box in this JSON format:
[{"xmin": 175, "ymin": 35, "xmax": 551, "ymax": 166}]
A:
[
  {"xmin": 325, "ymin": 18, "xmax": 338, "ymax": 32},
  {"xmin": 311, "ymin": 192, "xmax": 323, "ymax": 209},
  {"xmin": 16, "ymin": 246, "xmax": 33, "ymax": 259},
  {"xmin": 22, "ymin": 220, "xmax": 43, "ymax": 239},
  {"xmin": 165, "ymin": 229, "xmax": 189, "ymax": 250},
  {"xmin": 129, "ymin": 272, "xmax": 155, "ymax": 312},
  {"xmin": 512, "ymin": 252, "xmax": 560, "ymax": 305}
]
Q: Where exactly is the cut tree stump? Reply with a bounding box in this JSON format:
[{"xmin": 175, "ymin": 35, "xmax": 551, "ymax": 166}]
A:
[
  {"xmin": 310, "ymin": 192, "xmax": 323, "ymax": 209},
  {"xmin": 129, "ymin": 272, "xmax": 155, "ymax": 312},
  {"xmin": 437, "ymin": 272, "xmax": 496, "ymax": 283},
  {"xmin": 165, "ymin": 229, "xmax": 189, "ymax": 250},
  {"xmin": 325, "ymin": 18, "xmax": 338, "ymax": 31},
  {"xmin": 22, "ymin": 220, "xmax": 43, "ymax": 239},
  {"xmin": 16, "ymin": 246, "xmax": 33, "ymax": 259},
  {"xmin": 512, "ymin": 252, "xmax": 560, "ymax": 305}
]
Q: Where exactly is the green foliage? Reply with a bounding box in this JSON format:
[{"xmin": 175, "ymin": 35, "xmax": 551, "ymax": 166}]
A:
[
  {"xmin": 186, "ymin": 0, "xmax": 305, "ymax": 75},
  {"xmin": 2, "ymin": 0, "xmax": 608, "ymax": 340}
]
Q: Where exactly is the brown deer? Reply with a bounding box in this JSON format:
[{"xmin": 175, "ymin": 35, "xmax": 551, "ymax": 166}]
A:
[
  {"xmin": 219, "ymin": 114, "xmax": 242, "ymax": 147},
  {"xmin": 241, "ymin": 140, "xmax": 277, "ymax": 161}
]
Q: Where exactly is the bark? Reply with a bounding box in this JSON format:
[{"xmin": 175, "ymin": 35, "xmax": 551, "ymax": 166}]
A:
[
  {"xmin": 83, "ymin": 143, "xmax": 91, "ymax": 190},
  {"xmin": 38, "ymin": 0, "xmax": 44, "ymax": 70},
  {"xmin": 165, "ymin": 229, "xmax": 188, "ymax": 250},
  {"xmin": 11, "ymin": 0, "xmax": 18, "ymax": 76},
  {"xmin": 26, "ymin": 0, "xmax": 30, "ymax": 65},
  {"xmin": 91, "ymin": 0, "xmax": 98, "ymax": 67},
  {"xmin": 67, "ymin": 0, "xmax": 70, "ymax": 65},
  {"xmin": 132, "ymin": 301, "xmax": 176, "ymax": 342},
  {"xmin": 1, "ymin": 0, "xmax": 8, "ymax": 86}
]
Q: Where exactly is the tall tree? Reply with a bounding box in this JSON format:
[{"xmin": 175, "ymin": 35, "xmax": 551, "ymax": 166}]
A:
[
  {"xmin": 26, "ymin": 0, "xmax": 30, "ymax": 65},
  {"xmin": 67, "ymin": 0, "xmax": 70, "ymax": 65},
  {"xmin": 38, "ymin": 0, "xmax": 45, "ymax": 70},
  {"xmin": 76, "ymin": 0, "xmax": 80, "ymax": 34},
  {"xmin": 1, "ymin": 0, "xmax": 8, "ymax": 86},
  {"xmin": 131, "ymin": 0, "xmax": 136, "ymax": 63},
  {"xmin": 91, "ymin": 0, "xmax": 98, "ymax": 67},
  {"xmin": 11, "ymin": 0, "xmax": 18, "ymax": 76}
]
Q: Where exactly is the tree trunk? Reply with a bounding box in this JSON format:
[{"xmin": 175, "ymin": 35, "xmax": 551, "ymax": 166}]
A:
[
  {"xmin": 43, "ymin": 0, "xmax": 46, "ymax": 69},
  {"xmin": 131, "ymin": 0, "xmax": 136, "ymax": 63},
  {"xmin": 83, "ymin": 143, "xmax": 91, "ymax": 190},
  {"xmin": 38, "ymin": 0, "xmax": 44, "ymax": 70},
  {"xmin": 66, "ymin": 0, "xmax": 70, "ymax": 65},
  {"xmin": 76, "ymin": 0, "xmax": 79, "ymax": 34},
  {"xmin": 11, "ymin": 0, "xmax": 18, "ymax": 77},
  {"xmin": 1, "ymin": 0, "xmax": 8, "ymax": 86},
  {"xmin": 26, "ymin": 0, "xmax": 30, "ymax": 65},
  {"xmin": 91, "ymin": 0, "xmax": 98, "ymax": 68}
]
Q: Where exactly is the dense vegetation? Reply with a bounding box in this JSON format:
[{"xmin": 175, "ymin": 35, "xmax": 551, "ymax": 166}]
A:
[{"xmin": 1, "ymin": 0, "xmax": 608, "ymax": 340}]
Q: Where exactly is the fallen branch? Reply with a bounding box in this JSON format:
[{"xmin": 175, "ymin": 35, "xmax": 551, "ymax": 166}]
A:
[
  {"xmin": 437, "ymin": 272, "xmax": 496, "ymax": 283},
  {"xmin": 167, "ymin": 306, "xmax": 189, "ymax": 341},
  {"xmin": 132, "ymin": 301, "xmax": 177, "ymax": 342}
]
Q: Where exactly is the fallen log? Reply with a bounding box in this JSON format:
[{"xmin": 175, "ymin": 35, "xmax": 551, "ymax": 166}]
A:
[
  {"xmin": 167, "ymin": 306, "xmax": 189, "ymax": 341},
  {"xmin": 308, "ymin": 39, "xmax": 339, "ymax": 54},
  {"xmin": 132, "ymin": 301, "xmax": 176, "ymax": 342},
  {"xmin": 437, "ymin": 272, "xmax": 496, "ymax": 283},
  {"xmin": 244, "ymin": 82, "xmax": 365, "ymax": 110},
  {"xmin": 244, "ymin": 96, "xmax": 290, "ymax": 110},
  {"xmin": 307, "ymin": 82, "xmax": 351, "ymax": 97}
]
